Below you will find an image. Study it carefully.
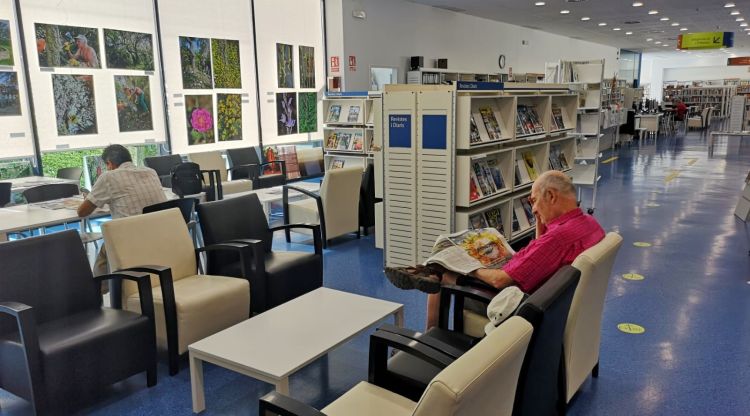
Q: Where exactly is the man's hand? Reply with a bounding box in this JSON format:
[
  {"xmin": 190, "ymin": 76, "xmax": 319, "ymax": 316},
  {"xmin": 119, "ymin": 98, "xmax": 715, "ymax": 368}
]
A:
[
  {"xmin": 535, "ymin": 213, "xmax": 546, "ymax": 239},
  {"xmin": 441, "ymin": 270, "xmax": 459, "ymax": 285},
  {"xmin": 77, "ymin": 199, "xmax": 97, "ymax": 218}
]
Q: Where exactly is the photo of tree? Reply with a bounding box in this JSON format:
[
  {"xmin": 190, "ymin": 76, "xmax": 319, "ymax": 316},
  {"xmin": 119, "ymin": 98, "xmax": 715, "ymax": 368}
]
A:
[
  {"xmin": 299, "ymin": 46, "xmax": 315, "ymax": 89},
  {"xmin": 276, "ymin": 43, "xmax": 293, "ymax": 88},
  {"xmin": 36, "ymin": 24, "xmax": 100, "ymax": 68},
  {"xmin": 217, "ymin": 93, "xmax": 242, "ymax": 142},
  {"xmin": 211, "ymin": 38, "xmax": 241, "ymax": 89},
  {"xmin": 276, "ymin": 92, "xmax": 297, "ymax": 136},
  {"xmin": 114, "ymin": 75, "xmax": 152, "ymax": 132},
  {"xmin": 0, "ymin": 71, "xmax": 20, "ymax": 116},
  {"xmin": 297, "ymin": 92, "xmax": 317, "ymax": 133},
  {"xmin": 52, "ymin": 74, "xmax": 97, "ymax": 136},
  {"xmin": 0, "ymin": 20, "xmax": 13, "ymax": 66},
  {"xmin": 179, "ymin": 37, "xmax": 212, "ymax": 89},
  {"xmin": 185, "ymin": 94, "xmax": 215, "ymax": 145},
  {"xmin": 103, "ymin": 29, "xmax": 154, "ymax": 70}
]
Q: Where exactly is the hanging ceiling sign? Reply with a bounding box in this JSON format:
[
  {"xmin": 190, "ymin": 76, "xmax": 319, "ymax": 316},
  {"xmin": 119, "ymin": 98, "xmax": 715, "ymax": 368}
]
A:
[
  {"xmin": 678, "ymin": 32, "xmax": 734, "ymax": 50},
  {"xmin": 727, "ymin": 57, "xmax": 750, "ymax": 66}
]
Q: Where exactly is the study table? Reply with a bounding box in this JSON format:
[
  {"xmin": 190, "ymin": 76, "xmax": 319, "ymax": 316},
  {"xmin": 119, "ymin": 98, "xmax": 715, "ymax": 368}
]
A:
[{"xmin": 708, "ymin": 131, "xmax": 750, "ymax": 156}]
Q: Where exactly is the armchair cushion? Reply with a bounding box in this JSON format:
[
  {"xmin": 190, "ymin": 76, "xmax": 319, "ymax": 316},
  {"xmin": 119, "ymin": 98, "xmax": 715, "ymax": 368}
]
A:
[
  {"xmin": 188, "ymin": 150, "xmax": 253, "ymax": 194},
  {"xmin": 322, "ymin": 381, "xmax": 417, "ymax": 416}
]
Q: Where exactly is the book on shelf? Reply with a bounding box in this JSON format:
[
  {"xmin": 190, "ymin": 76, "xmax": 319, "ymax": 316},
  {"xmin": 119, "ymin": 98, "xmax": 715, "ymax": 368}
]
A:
[
  {"xmin": 327, "ymin": 104, "xmax": 342, "ymax": 123},
  {"xmin": 331, "ymin": 159, "xmax": 345, "ymax": 169},
  {"xmin": 520, "ymin": 196, "xmax": 536, "ymax": 226},
  {"xmin": 549, "ymin": 147, "xmax": 563, "ymax": 171},
  {"xmin": 347, "ymin": 105, "xmax": 361, "ymax": 123},
  {"xmin": 522, "ymin": 151, "xmax": 539, "ymax": 181},
  {"xmin": 469, "ymin": 114, "xmax": 483, "ymax": 144},
  {"xmin": 469, "ymin": 170, "xmax": 482, "ymax": 202},
  {"xmin": 511, "ymin": 210, "xmax": 520, "ymax": 233},
  {"xmin": 515, "ymin": 160, "xmax": 531, "ymax": 185},
  {"xmin": 469, "ymin": 213, "xmax": 488, "ymax": 230},
  {"xmin": 513, "ymin": 199, "xmax": 531, "ymax": 230},
  {"xmin": 551, "ymin": 105, "xmax": 566, "ymax": 130},
  {"xmin": 472, "ymin": 160, "xmax": 495, "ymax": 196},
  {"xmin": 526, "ymin": 106, "xmax": 545, "ymax": 133},
  {"xmin": 478, "ymin": 106, "xmax": 503, "ymax": 141},
  {"xmin": 325, "ymin": 131, "xmax": 338, "ymax": 149},
  {"xmin": 425, "ymin": 228, "xmax": 515, "ymax": 275},
  {"xmin": 350, "ymin": 132, "xmax": 364, "ymax": 151},
  {"xmin": 515, "ymin": 112, "xmax": 527, "ymax": 136},
  {"xmin": 558, "ymin": 151, "xmax": 570, "ymax": 170},
  {"xmin": 483, "ymin": 206, "xmax": 505, "ymax": 236},
  {"xmin": 485, "ymin": 158, "xmax": 506, "ymax": 191},
  {"xmin": 336, "ymin": 133, "xmax": 351, "ymax": 150}
]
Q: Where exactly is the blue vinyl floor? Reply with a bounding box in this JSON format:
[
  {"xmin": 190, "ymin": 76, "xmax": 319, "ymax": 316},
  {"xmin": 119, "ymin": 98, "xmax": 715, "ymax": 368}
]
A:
[{"xmin": 3, "ymin": 126, "xmax": 750, "ymax": 415}]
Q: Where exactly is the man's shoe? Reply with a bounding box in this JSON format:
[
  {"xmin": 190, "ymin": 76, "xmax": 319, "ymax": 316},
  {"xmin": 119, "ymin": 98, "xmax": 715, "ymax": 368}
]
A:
[{"xmin": 384, "ymin": 265, "xmax": 442, "ymax": 294}]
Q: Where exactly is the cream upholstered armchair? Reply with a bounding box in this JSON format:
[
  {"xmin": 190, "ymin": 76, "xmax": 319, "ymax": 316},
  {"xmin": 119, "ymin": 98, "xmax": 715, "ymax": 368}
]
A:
[
  {"xmin": 188, "ymin": 150, "xmax": 253, "ymax": 195},
  {"xmin": 102, "ymin": 208, "xmax": 251, "ymax": 375},
  {"xmin": 283, "ymin": 167, "xmax": 362, "ymax": 247},
  {"xmin": 259, "ymin": 316, "xmax": 533, "ymax": 416}
]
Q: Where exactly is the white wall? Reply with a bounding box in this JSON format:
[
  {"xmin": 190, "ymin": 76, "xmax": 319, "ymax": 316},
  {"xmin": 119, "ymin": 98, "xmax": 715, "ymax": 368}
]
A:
[
  {"xmin": 336, "ymin": 0, "xmax": 620, "ymax": 91},
  {"xmin": 664, "ymin": 66, "xmax": 750, "ymax": 83}
]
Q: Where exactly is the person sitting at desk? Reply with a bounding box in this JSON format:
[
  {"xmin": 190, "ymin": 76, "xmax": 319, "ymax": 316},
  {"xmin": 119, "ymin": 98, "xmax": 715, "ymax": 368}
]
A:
[
  {"xmin": 675, "ymin": 99, "xmax": 688, "ymax": 121},
  {"xmin": 385, "ymin": 171, "xmax": 605, "ymax": 329},
  {"xmin": 77, "ymin": 144, "xmax": 166, "ymax": 277}
]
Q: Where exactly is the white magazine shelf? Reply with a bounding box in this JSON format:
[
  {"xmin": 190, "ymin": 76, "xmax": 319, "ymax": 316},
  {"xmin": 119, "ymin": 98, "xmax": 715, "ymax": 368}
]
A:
[{"xmin": 456, "ymin": 197, "xmax": 513, "ymax": 239}]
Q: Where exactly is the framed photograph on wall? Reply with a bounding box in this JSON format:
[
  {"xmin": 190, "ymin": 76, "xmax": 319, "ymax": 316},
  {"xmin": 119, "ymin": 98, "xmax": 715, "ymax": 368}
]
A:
[
  {"xmin": 104, "ymin": 29, "xmax": 154, "ymax": 70},
  {"xmin": 0, "ymin": 20, "xmax": 14, "ymax": 66},
  {"xmin": 298, "ymin": 45, "xmax": 314, "ymax": 89},
  {"xmin": 114, "ymin": 75, "xmax": 153, "ymax": 132},
  {"xmin": 276, "ymin": 43, "xmax": 293, "ymax": 88},
  {"xmin": 52, "ymin": 74, "xmax": 97, "ymax": 135},
  {"xmin": 297, "ymin": 91, "xmax": 317, "ymax": 133},
  {"xmin": 35, "ymin": 23, "xmax": 100, "ymax": 68},
  {"xmin": 185, "ymin": 94, "xmax": 215, "ymax": 145},
  {"xmin": 179, "ymin": 36, "xmax": 212, "ymax": 89},
  {"xmin": 211, "ymin": 38, "xmax": 241, "ymax": 88},
  {"xmin": 276, "ymin": 92, "xmax": 297, "ymax": 135},
  {"xmin": 0, "ymin": 71, "xmax": 21, "ymax": 116},
  {"xmin": 217, "ymin": 93, "xmax": 242, "ymax": 141}
]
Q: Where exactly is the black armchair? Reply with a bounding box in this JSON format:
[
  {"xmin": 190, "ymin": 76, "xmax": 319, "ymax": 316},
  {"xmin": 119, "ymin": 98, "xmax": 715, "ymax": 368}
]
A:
[
  {"xmin": 375, "ymin": 265, "xmax": 581, "ymax": 416},
  {"xmin": 144, "ymin": 154, "xmax": 183, "ymax": 187},
  {"xmin": 0, "ymin": 230, "xmax": 157, "ymax": 414},
  {"xmin": 358, "ymin": 163, "xmax": 380, "ymax": 236},
  {"xmin": 197, "ymin": 193, "xmax": 323, "ymax": 314},
  {"xmin": 226, "ymin": 146, "xmax": 286, "ymax": 189}
]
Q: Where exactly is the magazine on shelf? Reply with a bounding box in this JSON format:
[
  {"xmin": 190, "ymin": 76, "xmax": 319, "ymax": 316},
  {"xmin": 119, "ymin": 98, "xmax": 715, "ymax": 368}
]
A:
[
  {"xmin": 517, "ymin": 106, "xmax": 536, "ymax": 135},
  {"xmin": 522, "ymin": 151, "xmax": 539, "ymax": 180},
  {"xmin": 472, "ymin": 160, "xmax": 495, "ymax": 195},
  {"xmin": 527, "ymin": 107, "xmax": 545, "ymax": 133},
  {"xmin": 331, "ymin": 159, "xmax": 345, "ymax": 169},
  {"xmin": 469, "ymin": 213, "xmax": 488, "ymax": 229},
  {"xmin": 327, "ymin": 104, "xmax": 342, "ymax": 123},
  {"xmin": 337, "ymin": 133, "xmax": 351, "ymax": 150},
  {"xmin": 423, "ymin": 228, "xmax": 515, "ymax": 275},
  {"xmin": 350, "ymin": 132, "xmax": 364, "ymax": 151},
  {"xmin": 516, "ymin": 112, "xmax": 527, "ymax": 136},
  {"xmin": 551, "ymin": 106, "xmax": 566, "ymax": 130},
  {"xmin": 513, "ymin": 199, "xmax": 531, "ymax": 231},
  {"xmin": 469, "ymin": 170, "xmax": 482, "ymax": 201},
  {"xmin": 469, "ymin": 114, "xmax": 483, "ymax": 144},
  {"xmin": 483, "ymin": 206, "xmax": 505, "ymax": 235},
  {"xmin": 520, "ymin": 196, "xmax": 536, "ymax": 226},
  {"xmin": 479, "ymin": 107, "xmax": 503, "ymax": 141},
  {"xmin": 549, "ymin": 148, "xmax": 563, "ymax": 171},
  {"xmin": 485, "ymin": 158, "xmax": 506, "ymax": 190},
  {"xmin": 325, "ymin": 131, "xmax": 338, "ymax": 149},
  {"xmin": 516, "ymin": 158, "xmax": 531, "ymax": 184},
  {"xmin": 347, "ymin": 105, "xmax": 361, "ymax": 123},
  {"xmin": 558, "ymin": 151, "xmax": 570, "ymax": 170},
  {"xmin": 367, "ymin": 107, "xmax": 374, "ymax": 124},
  {"xmin": 512, "ymin": 210, "xmax": 521, "ymax": 232}
]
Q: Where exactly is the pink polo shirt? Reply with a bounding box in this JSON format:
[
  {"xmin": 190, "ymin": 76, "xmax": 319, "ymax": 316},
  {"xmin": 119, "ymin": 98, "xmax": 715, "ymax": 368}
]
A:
[{"xmin": 503, "ymin": 208, "xmax": 605, "ymax": 293}]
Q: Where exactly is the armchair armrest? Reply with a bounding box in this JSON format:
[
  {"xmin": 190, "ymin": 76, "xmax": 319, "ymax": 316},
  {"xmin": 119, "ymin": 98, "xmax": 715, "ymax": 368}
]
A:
[
  {"xmin": 203, "ymin": 239, "xmax": 267, "ymax": 312},
  {"xmin": 197, "ymin": 242, "xmax": 255, "ymax": 279},
  {"xmin": 283, "ymin": 185, "xmax": 327, "ymax": 244},
  {"xmin": 0, "ymin": 301, "xmax": 43, "ymax": 409},
  {"xmin": 259, "ymin": 391, "xmax": 326, "ymax": 416},
  {"xmin": 368, "ymin": 330, "xmax": 454, "ymax": 391},
  {"xmin": 270, "ymin": 223, "xmax": 323, "ymax": 255},
  {"xmin": 95, "ymin": 271, "xmax": 155, "ymax": 322},
  {"xmin": 375, "ymin": 324, "xmax": 465, "ymax": 359},
  {"xmin": 438, "ymin": 283, "xmax": 497, "ymax": 332}
]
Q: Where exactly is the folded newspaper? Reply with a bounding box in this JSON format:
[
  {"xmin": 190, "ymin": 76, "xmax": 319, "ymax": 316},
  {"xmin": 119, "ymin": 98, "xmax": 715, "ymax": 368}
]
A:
[{"xmin": 424, "ymin": 228, "xmax": 515, "ymax": 275}]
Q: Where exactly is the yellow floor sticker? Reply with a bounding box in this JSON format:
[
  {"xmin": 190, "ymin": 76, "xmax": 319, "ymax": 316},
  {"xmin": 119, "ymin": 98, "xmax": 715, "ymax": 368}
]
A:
[
  {"xmin": 686, "ymin": 158, "xmax": 698, "ymax": 166},
  {"xmin": 622, "ymin": 273, "xmax": 645, "ymax": 281},
  {"xmin": 633, "ymin": 242, "xmax": 652, "ymax": 248},
  {"xmin": 602, "ymin": 156, "xmax": 618, "ymax": 164},
  {"xmin": 664, "ymin": 170, "xmax": 681, "ymax": 184},
  {"xmin": 617, "ymin": 323, "xmax": 645, "ymax": 334}
]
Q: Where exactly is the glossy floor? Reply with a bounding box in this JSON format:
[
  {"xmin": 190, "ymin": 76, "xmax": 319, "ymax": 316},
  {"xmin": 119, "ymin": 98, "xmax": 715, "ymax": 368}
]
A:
[{"xmin": 2, "ymin": 128, "xmax": 750, "ymax": 415}]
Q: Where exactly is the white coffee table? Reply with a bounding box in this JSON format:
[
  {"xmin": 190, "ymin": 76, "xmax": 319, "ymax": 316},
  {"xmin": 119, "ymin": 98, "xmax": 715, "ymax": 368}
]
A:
[{"xmin": 188, "ymin": 287, "xmax": 404, "ymax": 413}]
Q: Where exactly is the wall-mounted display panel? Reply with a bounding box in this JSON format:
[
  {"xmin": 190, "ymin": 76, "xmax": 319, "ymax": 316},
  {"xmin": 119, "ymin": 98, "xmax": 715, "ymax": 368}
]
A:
[{"xmin": 19, "ymin": 0, "xmax": 167, "ymax": 152}]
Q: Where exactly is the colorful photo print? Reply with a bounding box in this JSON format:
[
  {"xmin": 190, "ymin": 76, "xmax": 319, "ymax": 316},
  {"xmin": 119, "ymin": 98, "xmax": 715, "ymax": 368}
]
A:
[
  {"xmin": 297, "ymin": 92, "xmax": 317, "ymax": 133},
  {"xmin": 52, "ymin": 74, "xmax": 97, "ymax": 136},
  {"xmin": 103, "ymin": 29, "xmax": 154, "ymax": 70},
  {"xmin": 299, "ymin": 46, "xmax": 315, "ymax": 89},
  {"xmin": 0, "ymin": 20, "xmax": 14, "ymax": 66},
  {"xmin": 179, "ymin": 37, "xmax": 212, "ymax": 89},
  {"xmin": 185, "ymin": 94, "xmax": 215, "ymax": 145},
  {"xmin": 276, "ymin": 92, "xmax": 297, "ymax": 136},
  {"xmin": 211, "ymin": 38, "xmax": 241, "ymax": 89},
  {"xmin": 0, "ymin": 71, "xmax": 20, "ymax": 116},
  {"xmin": 276, "ymin": 43, "xmax": 293, "ymax": 88},
  {"xmin": 217, "ymin": 93, "xmax": 242, "ymax": 142},
  {"xmin": 114, "ymin": 75, "xmax": 152, "ymax": 132},
  {"xmin": 36, "ymin": 24, "xmax": 100, "ymax": 68}
]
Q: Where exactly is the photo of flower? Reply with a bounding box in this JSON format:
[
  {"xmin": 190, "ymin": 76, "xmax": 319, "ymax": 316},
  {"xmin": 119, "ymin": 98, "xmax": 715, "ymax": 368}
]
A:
[
  {"xmin": 104, "ymin": 29, "xmax": 154, "ymax": 70},
  {"xmin": 211, "ymin": 38, "xmax": 241, "ymax": 89},
  {"xmin": 299, "ymin": 46, "xmax": 315, "ymax": 89},
  {"xmin": 180, "ymin": 37, "xmax": 212, "ymax": 89},
  {"xmin": 217, "ymin": 93, "xmax": 242, "ymax": 142},
  {"xmin": 276, "ymin": 92, "xmax": 297, "ymax": 136},
  {"xmin": 185, "ymin": 94, "xmax": 215, "ymax": 145},
  {"xmin": 114, "ymin": 75, "xmax": 152, "ymax": 132},
  {"xmin": 297, "ymin": 92, "xmax": 317, "ymax": 133},
  {"xmin": 276, "ymin": 43, "xmax": 293, "ymax": 88},
  {"xmin": 0, "ymin": 20, "xmax": 14, "ymax": 66},
  {"xmin": 36, "ymin": 23, "xmax": 100, "ymax": 68},
  {"xmin": 0, "ymin": 71, "xmax": 21, "ymax": 116},
  {"xmin": 52, "ymin": 74, "xmax": 97, "ymax": 136}
]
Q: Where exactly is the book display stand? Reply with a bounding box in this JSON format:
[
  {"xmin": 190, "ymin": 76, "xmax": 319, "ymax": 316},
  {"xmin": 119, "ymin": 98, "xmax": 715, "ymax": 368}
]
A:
[{"xmin": 322, "ymin": 92, "xmax": 376, "ymax": 171}]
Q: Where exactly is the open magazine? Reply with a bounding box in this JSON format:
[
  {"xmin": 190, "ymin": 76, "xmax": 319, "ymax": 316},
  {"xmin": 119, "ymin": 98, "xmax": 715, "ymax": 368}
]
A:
[{"xmin": 424, "ymin": 228, "xmax": 515, "ymax": 275}]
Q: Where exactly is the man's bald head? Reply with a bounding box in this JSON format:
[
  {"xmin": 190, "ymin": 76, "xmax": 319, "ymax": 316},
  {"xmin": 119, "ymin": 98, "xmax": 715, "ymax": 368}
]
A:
[
  {"xmin": 533, "ymin": 170, "xmax": 576, "ymax": 199},
  {"xmin": 530, "ymin": 170, "xmax": 579, "ymax": 225}
]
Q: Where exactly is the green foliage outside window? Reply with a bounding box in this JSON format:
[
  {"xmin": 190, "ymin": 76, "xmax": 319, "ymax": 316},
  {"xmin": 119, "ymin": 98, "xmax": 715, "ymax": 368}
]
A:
[{"xmin": 40, "ymin": 144, "xmax": 159, "ymax": 186}]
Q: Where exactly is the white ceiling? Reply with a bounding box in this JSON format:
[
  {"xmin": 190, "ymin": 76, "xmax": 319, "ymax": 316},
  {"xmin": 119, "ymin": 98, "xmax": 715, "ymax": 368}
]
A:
[{"xmin": 407, "ymin": 0, "xmax": 750, "ymax": 55}]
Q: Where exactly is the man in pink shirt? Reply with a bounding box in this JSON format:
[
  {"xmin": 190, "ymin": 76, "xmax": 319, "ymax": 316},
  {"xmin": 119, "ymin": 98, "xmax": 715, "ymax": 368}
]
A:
[{"xmin": 386, "ymin": 170, "xmax": 605, "ymax": 328}]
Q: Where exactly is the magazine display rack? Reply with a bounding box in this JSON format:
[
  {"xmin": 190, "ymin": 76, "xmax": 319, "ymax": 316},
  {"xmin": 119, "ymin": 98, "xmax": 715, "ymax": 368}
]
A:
[{"xmin": 322, "ymin": 92, "xmax": 375, "ymax": 171}]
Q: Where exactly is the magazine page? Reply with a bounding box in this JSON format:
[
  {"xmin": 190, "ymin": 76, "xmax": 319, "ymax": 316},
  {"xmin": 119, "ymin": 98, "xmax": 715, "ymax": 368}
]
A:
[{"xmin": 425, "ymin": 228, "xmax": 515, "ymax": 275}]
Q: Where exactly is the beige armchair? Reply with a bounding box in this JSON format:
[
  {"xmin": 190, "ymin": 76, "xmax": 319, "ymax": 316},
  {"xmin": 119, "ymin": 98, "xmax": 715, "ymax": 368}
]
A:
[
  {"xmin": 283, "ymin": 167, "xmax": 362, "ymax": 247},
  {"xmin": 102, "ymin": 208, "xmax": 250, "ymax": 375},
  {"xmin": 259, "ymin": 316, "xmax": 533, "ymax": 416},
  {"xmin": 188, "ymin": 150, "xmax": 253, "ymax": 195}
]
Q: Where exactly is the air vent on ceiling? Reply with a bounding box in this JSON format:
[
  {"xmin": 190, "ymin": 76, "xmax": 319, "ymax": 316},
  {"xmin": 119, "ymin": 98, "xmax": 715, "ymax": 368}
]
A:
[
  {"xmin": 432, "ymin": 5, "xmax": 466, "ymax": 13},
  {"xmin": 624, "ymin": 21, "xmax": 640, "ymax": 24},
  {"xmin": 565, "ymin": 0, "xmax": 587, "ymax": 3}
]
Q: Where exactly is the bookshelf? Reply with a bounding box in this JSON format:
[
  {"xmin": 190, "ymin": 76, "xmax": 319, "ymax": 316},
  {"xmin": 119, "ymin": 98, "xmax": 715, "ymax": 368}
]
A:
[
  {"xmin": 662, "ymin": 85, "xmax": 735, "ymax": 118},
  {"xmin": 407, "ymin": 68, "xmax": 505, "ymax": 85},
  {"xmin": 322, "ymin": 92, "xmax": 375, "ymax": 171}
]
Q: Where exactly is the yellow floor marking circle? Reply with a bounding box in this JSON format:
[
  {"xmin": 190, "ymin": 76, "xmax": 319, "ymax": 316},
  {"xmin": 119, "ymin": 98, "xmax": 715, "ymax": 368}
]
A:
[
  {"xmin": 602, "ymin": 156, "xmax": 618, "ymax": 164},
  {"xmin": 664, "ymin": 170, "xmax": 681, "ymax": 184},
  {"xmin": 622, "ymin": 273, "xmax": 645, "ymax": 281},
  {"xmin": 687, "ymin": 158, "xmax": 698, "ymax": 166},
  {"xmin": 617, "ymin": 323, "xmax": 645, "ymax": 334},
  {"xmin": 633, "ymin": 242, "xmax": 652, "ymax": 247},
  {"xmin": 646, "ymin": 203, "xmax": 660, "ymax": 207}
]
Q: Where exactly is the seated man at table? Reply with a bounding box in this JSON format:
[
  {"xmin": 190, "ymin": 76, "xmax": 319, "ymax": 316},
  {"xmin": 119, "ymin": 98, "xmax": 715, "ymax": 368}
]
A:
[
  {"xmin": 675, "ymin": 99, "xmax": 688, "ymax": 121},
  {"xmin": 385, "ymin": 170, "xmax": 605, "ymax": 329},
  {"xmin": 77, "ymin": 144, "xmax": 167, "ymax": 276}
]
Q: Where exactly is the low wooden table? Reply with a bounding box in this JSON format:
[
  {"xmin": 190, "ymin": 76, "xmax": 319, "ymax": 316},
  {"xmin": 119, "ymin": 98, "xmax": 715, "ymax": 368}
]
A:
[{"xmin": 188, "ymin": 287, "xmax": 404, "ymax": 413}]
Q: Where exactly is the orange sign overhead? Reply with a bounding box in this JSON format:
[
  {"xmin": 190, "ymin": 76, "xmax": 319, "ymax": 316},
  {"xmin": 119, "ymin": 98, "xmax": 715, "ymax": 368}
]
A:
[{"xmin": 727, "ymin": 57, "xmax": 750, "ymax": 66}]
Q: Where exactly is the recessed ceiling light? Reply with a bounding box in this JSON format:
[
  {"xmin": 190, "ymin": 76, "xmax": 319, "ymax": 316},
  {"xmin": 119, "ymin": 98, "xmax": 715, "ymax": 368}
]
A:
[
  {"xmin": 731, "ymin": 10, "xmax": 740, "ymax": 15},
  {"xmin": 581, "ymin": 16, "xmax": 590, "ymax": 21},
  {"xmin": 671, "ymin": 22, "xmax": 679, "ymax": 26},
  {"xmin": 560, "ymin": 9, "xmax": 570, "ymax": 14},
  {"xmin": 598, "ymin": 22, "xmax": 607, "ymax": 26},
  {"xmin": 613, "ymin": 27, "xmax": 621, "ymax": 31},
  {"xmin": 745, "ymin": 27, "xmax": 750, "ymax": 31},
  {"xmin": 663, "ymin": 44, "xmax": 669, "ymax": 47},
  {"xmin": 626, "ymin": 31, "xmax": 633, "ymax": 35},
  {"xmin": 660, "ymin": 17, "xmax": 669, "ymax": 21},
  {"xmin": 648, "ymin": 10, "xmax": 659, "ymax": 14},
  {"xmin": 632, "ymin": 1, "xmax": 643, "ymax": 6},
  {"xmin": 655, "ymin": 41, "xmax": 662, "ymax": 44},
  {"xmin": 725, "ymin": 3, "xmax": 736, "ymax": 7},
  {"xmin": 737, "ymin": 17, "xmax": 745, "ymax": 21},
  {"xmin": 680, "ymin": 27, "xmax": 688, "ymax": 31},
  {"xmin": 741, "ymin": 22, "xmax": 749, "ymax": 27},
  {"xmin": 534, "ymin": 1, "xmax": 546, "ymax": 6},
  {"xmin": 646, "ymin": 38, "xmax": 653, "ymax": 41}
]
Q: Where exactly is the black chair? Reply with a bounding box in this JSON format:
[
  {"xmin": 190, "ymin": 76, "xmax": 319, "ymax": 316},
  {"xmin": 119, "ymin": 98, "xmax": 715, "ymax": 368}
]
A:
[
  {"xmin": 358, "ymin": 163, "xmax": 380, "ymax": 236},
  {"xmin": 22, "ymin": 183, "xmax": 79, "ymax": 203},
  {"xmin": 0, "ymin": 230, "xmax": 157, "ymax": 414},
  {"xmin": 170, "ymin": 162, "xmax": 222, "ymax": 201},
  {"xmin": 56, "ymin": 167, "xmax": 83, "ymax": 181},
  {"xmin": 144, "ymin": 154, "xmax": 183, "ymax": 187},
  {"xmin": 374, "ymin": 265, "xmax": 581, "ymax": 416},
  {"xmin": 226, "ymin": 146, "xmax": 286, "ymax": 189},
  {"xmin": 0, "ymin": 182, "xmax": 11, "ymax": 207},
  {"xmin": 197, "ymin": 193, "xmax": 323, "ymax": 314}
]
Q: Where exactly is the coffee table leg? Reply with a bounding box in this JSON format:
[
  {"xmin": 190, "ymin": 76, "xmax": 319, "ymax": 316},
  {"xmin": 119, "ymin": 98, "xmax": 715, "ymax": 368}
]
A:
[
  {"xmin": 275, "ymin": 377, "xmax": 290, "ymax": 395},
  {"xmin": 394, "ymin": 308, "xmax": 404, "ymax": 327},
  {"xmin": 190, "ymin": 353, "xmax": 206, "ymax": 413}
]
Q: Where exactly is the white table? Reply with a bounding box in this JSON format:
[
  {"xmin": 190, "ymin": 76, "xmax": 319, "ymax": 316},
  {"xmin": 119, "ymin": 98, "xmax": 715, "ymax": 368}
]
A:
[
  {"xmin": 8, "ymin": 176, "xmax": 77, "ymax": 193},
  {"xmin": 635, "ymin": 114, "xmax": 662, "ymax": 137},
  {"xmin": 214, "ymin": 181, "xmax": 321, "ymax": 219},
  {"xmin": 708, "ymin": 131, "xmax": 750, "ymax": 156},
  {"xmin": 188, "ymin": 287, "xmax": 403, "ymax": 413},
  {"xmin": 0, "ymin": 196, "xmax": 108, "ymax": 240}
]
